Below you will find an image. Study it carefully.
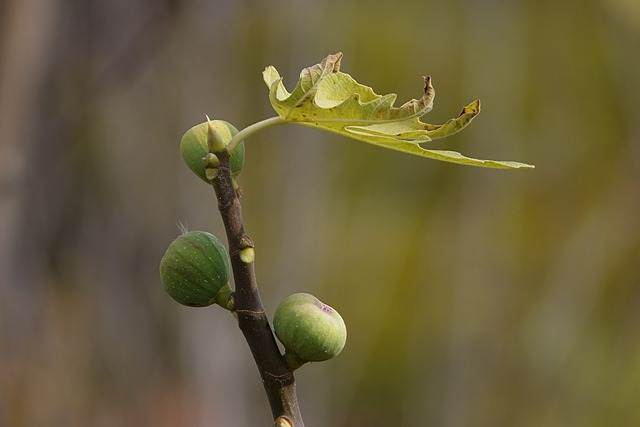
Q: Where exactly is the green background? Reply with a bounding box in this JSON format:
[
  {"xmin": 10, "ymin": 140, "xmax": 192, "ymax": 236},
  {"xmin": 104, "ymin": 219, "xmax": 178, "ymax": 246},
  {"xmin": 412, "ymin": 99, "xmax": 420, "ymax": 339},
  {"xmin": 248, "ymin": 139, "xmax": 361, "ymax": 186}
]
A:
[{"xmin": 1, "ymin": 0, "xmax": 639, "ymax": 426}]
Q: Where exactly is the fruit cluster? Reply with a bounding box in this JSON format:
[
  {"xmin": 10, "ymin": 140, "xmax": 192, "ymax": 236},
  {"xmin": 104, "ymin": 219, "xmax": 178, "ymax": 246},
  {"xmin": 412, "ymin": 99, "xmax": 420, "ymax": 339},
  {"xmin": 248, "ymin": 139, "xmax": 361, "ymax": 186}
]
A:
[{"xmin": 159, "ymin": 120, "xmax": 347, "ymax": 369}]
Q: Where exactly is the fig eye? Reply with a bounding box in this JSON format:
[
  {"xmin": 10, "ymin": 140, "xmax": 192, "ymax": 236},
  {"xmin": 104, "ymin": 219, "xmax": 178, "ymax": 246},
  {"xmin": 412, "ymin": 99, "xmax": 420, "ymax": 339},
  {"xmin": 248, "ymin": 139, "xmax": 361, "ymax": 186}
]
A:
[{"xmin": 319, "ymin": 303, "xmax": 333, "ymax": 314}]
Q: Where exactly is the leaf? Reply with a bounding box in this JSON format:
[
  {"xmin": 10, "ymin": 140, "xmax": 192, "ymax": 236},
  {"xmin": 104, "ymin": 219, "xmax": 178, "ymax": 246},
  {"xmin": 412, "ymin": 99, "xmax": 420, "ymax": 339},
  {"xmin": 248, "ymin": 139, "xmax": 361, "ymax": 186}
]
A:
[{"xmin": 263, "ymin": 53, "xmax": 534, "ymax": 169}]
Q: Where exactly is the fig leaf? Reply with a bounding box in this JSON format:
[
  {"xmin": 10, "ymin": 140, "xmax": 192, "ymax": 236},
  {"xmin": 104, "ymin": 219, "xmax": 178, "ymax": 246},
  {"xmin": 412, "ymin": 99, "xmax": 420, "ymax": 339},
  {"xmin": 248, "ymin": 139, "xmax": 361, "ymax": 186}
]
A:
[{"xmin": 263, "ymin": 53, "xmax": 533, "ymax": 169}]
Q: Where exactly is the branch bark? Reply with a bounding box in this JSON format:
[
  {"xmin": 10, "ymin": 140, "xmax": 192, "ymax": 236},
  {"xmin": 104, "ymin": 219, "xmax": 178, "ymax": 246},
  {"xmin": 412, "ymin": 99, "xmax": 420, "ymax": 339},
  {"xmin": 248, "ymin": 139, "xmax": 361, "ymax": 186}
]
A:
[{"xmin": 212, "ymin": 150, "xmax": 304, "ymax": 427}]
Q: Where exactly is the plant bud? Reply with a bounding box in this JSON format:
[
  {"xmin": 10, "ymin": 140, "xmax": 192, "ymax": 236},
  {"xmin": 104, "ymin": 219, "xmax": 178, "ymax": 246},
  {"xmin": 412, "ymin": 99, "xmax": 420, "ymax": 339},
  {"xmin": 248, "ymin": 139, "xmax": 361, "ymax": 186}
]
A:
[
  {"xmin": 159, "ymin": 231, "xmax": 232, "ymax": 309},
  {"xmin": 180, "ymin": 120, "xmax": 245, "ymax": 183},
  {"xmin": 273, "ymin": 293, "xmax": 347, "ymax": 369}
]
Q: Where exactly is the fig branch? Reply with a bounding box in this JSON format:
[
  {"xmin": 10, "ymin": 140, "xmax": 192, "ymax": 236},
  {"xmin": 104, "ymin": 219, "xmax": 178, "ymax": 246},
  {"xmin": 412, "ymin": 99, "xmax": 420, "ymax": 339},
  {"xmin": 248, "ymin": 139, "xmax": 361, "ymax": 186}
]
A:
[
  {"xmin": 208, "ymin": 128, "xmax": 304, "ymax": 427},
  {"xmin": 159, "ymin": 53, "xmax": 533, "ymax": 427}
]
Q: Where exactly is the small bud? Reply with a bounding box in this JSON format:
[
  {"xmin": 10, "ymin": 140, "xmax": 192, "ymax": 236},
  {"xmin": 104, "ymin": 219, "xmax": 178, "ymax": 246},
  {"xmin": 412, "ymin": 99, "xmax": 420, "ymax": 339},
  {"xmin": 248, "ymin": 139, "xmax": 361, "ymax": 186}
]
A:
[
  {"xmin": 239, "ymin": 247, "xmax": 255, "ymax": 264},
  {"xmin": 203, "ymin": 153, "xmax": 219, "ymax": 168},
  {"xmin": 203, "ymin": 153, "xmax": 219, "ymax": 181},
  {"xmin": 274, "ymin": 417, "xmax": 293, "ymax": 427},
  {"xmin": 239, "ymin": 235, "xmax": 254, "ymax": 249},
  {"xmin": 238, "ymin": 236, "xmax": 255, "ymax": 263}
]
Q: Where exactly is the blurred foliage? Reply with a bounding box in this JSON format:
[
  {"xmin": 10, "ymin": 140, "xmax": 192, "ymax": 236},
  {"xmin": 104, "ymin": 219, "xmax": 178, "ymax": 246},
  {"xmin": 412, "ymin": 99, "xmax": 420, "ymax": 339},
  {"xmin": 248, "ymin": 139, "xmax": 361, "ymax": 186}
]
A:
[{"xmin": 1, "ymin": 0, "xmax": 639, "ymax": 426}]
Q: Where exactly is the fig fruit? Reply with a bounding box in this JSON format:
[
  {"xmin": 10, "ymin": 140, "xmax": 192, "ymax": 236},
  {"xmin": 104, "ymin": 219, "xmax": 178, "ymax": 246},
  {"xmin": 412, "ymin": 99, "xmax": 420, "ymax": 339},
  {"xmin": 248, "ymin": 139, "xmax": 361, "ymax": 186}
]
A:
[
  {"xmin": 273, "ymin": 293, "xmax": 347, "ymax": 369},
  {"xmin": 159, "ymin": 231, "xmax": 232, "ymax": 309},
  {"xmin": 180, "ymin": 120, "xmax": 245, "ymax": 183}
]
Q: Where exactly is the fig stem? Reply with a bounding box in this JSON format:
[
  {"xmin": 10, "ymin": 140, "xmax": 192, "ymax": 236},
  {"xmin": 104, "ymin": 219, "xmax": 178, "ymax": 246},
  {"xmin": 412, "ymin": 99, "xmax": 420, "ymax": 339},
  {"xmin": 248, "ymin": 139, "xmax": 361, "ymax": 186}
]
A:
[
  {"xmin": 283, "ymin": 351, "xmax": 307, "ymax": 370},
  {"xmin": 211, "ymin": 150, "xmax": 305, "ymax": 427}
]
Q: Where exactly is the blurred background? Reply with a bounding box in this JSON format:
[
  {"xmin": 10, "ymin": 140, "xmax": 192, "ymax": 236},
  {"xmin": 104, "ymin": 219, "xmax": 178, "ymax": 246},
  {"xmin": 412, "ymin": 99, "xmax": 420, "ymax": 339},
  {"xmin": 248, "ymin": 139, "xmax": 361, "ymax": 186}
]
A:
[{"xmin": 1, "ymin": 0, "xmax": 639, "ymax": 426}]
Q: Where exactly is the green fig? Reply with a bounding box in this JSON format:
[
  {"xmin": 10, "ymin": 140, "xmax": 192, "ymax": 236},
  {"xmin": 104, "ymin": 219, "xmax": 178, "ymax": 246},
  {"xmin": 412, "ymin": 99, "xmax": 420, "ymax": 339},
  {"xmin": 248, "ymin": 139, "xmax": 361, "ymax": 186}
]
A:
[
  {"xmin": 180, "ymin": 120, "xmax": 245, "ymax": 183},
  {"xmin": 159, "ymin": 231, "xmax": 232, "ymax": 309},
  {"xmin": 273, "ymin": 293, "xmax": 347, "ymax": 369}
]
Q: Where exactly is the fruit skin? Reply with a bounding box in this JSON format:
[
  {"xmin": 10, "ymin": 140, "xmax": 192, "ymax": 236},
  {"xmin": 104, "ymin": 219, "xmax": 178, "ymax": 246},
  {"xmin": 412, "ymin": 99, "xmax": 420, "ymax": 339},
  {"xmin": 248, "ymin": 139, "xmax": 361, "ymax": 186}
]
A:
[
  {"xmin": 159, "ymin": 231, "xmax": 232, "ymax": 308},
  {"xmin": 273, "ymin": 293, "xmax": 347, "ymax": 368},
  {"xmin": 180, "ymin": 120, "xmax": 245, "ymax": 183}
]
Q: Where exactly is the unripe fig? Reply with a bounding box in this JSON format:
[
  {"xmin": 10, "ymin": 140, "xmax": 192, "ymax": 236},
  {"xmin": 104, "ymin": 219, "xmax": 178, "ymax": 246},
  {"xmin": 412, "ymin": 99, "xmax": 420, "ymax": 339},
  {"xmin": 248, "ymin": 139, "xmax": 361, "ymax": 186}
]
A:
[
  {"xmin": 159, "ymin": 231, "xmax": 232, "ymax": 309},
  {"xmin": 273, "ymin": 293, "xmax": 347, "ymax": 369},
  {"xmin": 180, "ymin": 120, "xmax": 245, "ymax": 183}
]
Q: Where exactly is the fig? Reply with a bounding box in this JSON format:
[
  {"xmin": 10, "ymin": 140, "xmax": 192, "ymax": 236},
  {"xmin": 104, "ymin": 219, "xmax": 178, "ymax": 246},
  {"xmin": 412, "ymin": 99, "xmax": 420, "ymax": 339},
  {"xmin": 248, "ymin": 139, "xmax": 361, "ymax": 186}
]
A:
[
  {"xmin": 159, "ymin": 231, "xmax": 232, "ymax": 309},
  {"xmin": 180, "ymin": 120, "xmax": 245, "ymax": 183},
  {"xmin": 273, "ymin": 293, "xmax": 347, "ymax": 369}
]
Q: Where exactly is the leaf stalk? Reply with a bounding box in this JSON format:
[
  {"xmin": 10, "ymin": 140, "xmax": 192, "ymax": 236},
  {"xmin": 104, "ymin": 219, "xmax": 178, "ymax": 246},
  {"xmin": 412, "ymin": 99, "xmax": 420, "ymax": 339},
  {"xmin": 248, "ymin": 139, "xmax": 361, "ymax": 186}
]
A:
[{"xmin": 227, "ymin": 116, "xmax": 287, "ymax": 153}]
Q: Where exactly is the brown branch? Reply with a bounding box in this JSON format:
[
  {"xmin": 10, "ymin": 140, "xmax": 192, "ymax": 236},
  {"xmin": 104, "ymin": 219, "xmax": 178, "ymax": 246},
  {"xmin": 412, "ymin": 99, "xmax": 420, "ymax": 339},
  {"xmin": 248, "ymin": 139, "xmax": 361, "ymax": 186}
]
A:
[{"xmin": 212, "ymin": 150, "xmax": 304, "ymax": 427}]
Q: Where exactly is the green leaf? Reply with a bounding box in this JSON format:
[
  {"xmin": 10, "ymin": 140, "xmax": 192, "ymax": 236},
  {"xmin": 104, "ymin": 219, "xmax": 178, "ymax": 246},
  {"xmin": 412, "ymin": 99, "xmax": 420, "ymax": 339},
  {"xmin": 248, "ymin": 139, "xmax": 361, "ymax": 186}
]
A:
[{"xmin": 263, "ymin": 53, "xmax": 534, "ymax": 169}]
